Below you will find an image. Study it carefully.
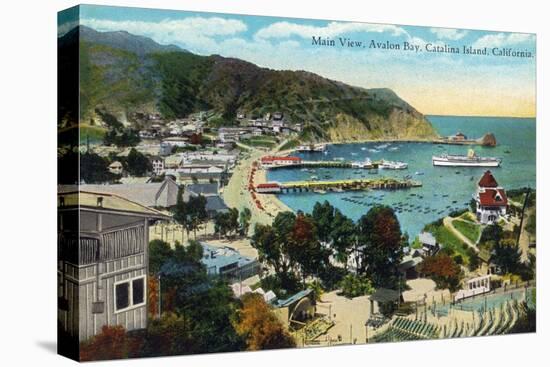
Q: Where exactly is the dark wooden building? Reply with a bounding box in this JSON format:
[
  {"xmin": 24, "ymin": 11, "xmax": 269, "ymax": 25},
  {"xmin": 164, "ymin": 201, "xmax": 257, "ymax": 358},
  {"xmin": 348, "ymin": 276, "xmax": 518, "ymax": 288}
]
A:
[{"xmin": 57, "ymin": 190, "xmax": 168, "ymax": 345}]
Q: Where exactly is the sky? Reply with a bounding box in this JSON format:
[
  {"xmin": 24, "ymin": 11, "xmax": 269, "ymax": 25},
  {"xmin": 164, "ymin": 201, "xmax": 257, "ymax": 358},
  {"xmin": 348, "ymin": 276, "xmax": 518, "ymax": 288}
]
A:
[{"xmin": 59, "ymin": 5, "xmax": 536, "ymax": 118}]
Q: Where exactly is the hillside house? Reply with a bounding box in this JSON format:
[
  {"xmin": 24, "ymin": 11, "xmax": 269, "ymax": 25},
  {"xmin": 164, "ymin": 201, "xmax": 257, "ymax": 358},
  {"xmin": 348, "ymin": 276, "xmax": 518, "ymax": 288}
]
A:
[{"xmin": 475, "ymin": 171, "xmax": 509, "ymax": 224}]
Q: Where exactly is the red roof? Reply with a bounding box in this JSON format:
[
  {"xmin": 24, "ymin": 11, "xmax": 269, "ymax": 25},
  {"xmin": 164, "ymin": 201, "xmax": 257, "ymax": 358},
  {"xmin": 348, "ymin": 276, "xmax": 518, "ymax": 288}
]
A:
[
  {"xmin": 261, "ymin": 156, "xmax": 301, "ymax": 162},
  {"xmin": 257, "ymin": 183, "xmax": 281, "ymax": 189},
  {"xmin": 478, "ymin": 171, "xmax": 499, "ymax": 188},
  {"xmin": 479, "ymin": 188, "xmax": 508, "ymax": 206}
]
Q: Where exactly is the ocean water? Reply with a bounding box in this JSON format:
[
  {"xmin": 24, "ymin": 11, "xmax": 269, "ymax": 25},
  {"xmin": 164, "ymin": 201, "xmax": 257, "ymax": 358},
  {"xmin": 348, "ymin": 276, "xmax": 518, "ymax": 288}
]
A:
[{"xmin": 267, "ymin": 116, "xmax": 536, "ymax": 238}]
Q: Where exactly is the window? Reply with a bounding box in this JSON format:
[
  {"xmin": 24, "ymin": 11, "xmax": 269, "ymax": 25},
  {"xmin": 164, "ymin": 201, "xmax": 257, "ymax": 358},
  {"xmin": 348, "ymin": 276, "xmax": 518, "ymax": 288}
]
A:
[{"xmin": 114, "ymin": 276, "xmax": 146, "ymax": 313}]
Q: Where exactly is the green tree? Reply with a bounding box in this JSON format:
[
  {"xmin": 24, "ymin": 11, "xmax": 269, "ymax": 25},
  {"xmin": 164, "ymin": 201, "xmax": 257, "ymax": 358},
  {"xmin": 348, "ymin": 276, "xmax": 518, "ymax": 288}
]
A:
[
  {"xmin": 187, "ymin": 194, "xmax": 208, "ymax": 239},
  {"xmin": 80, "ymin": 152, "xmax": 118, "ymax": 184},
  {"xmin": 330, "ymin": 209, "xmax": 355, "ymax": 268},
  {"xmin": 339, "ymin": 274, "xmax": 374, "ymax": 298},
  {"xmin": 173, "ymin": 187, "xmax": 191, "ymax": 241},
  {"xmin": 492, "ymin": 238, "xmax": 522, "ymax": 274},
  {"xmin": 311, "ymin": 201, "xmax": 335, "ymax": 243},
  {"xmin": 480, "ymin": 224, "xmax": 504, "ymax": 244},
  {"xmin": 239, "ymin": 207, "xmax": 252, "ymax": 236},
  {"xmin": 149, "ymin": 239, "xmax": 173, "ymax": 274},
  {"xmin": 125, "ymin": 148, "xmax": 152, "ymax": 177},
  {"xmin": 357, "ymin": 205, "xmax": 404, "ymax": 288}
]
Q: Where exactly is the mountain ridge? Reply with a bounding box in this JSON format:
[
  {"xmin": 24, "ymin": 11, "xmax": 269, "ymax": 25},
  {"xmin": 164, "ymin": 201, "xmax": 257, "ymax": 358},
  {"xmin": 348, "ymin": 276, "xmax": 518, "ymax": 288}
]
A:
[{"xmin": 58, "ymin": 25, "xmax": 438, "ymax": 142}]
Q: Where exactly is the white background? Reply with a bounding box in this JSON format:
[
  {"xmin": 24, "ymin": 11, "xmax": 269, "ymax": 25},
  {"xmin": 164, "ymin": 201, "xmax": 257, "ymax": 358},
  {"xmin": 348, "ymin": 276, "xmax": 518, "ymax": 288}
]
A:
[{"xmin": 0, "ymin": 0, "xmax": 546, "ymax": 366}]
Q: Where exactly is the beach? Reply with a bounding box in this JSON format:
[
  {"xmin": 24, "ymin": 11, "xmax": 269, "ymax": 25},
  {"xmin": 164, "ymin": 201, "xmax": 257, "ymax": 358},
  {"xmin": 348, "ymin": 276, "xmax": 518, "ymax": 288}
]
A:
[{"xmin": 222, "ymin": 146, "xmax": 294, "ymax": 230}]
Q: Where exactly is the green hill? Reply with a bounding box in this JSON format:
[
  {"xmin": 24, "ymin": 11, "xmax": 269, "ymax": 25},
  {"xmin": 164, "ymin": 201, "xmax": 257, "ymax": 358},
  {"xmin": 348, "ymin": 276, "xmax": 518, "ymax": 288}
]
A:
[{"xmin": 58, "ymin": 25, "xmax": 438, "ymax": 142}]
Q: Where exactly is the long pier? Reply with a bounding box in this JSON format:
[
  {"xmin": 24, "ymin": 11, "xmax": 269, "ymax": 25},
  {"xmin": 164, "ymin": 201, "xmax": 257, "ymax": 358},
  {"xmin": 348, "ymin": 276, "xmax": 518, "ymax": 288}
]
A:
[
  {"xmin": 265, "ymin": 160, "xmax": 380, "ymax": 170},
  {"xmin": 257, "ymin": 177, "xmax": 421, "ymax": 194}
]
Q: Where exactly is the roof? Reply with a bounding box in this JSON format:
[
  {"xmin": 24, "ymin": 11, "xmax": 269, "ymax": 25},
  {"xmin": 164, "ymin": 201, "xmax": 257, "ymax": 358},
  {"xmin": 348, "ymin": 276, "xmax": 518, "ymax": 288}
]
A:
[
  {"xmin": 275, "ymin": 289, "xmax": 313, "ymax": 308},
  {"xmin": 257, "ymin": 182, "xmax": 281, "ymax": 189},
  {"xmin": 58, "ymin": 191, "xmax": 168, "ymax": 219},
  {"xmin": 201, "ymin": 243, "xmax": 256, "ymax": 272},
  {"xmin": 205, "ymin": 195, "xmax": 229, "ymax": 213},
  {"xmin": 478, "ymin": 171, "xmax": 499, "ymax": 188},
  {"xmin": 59, "ymin": 178, "xmax": 179, "ymax": 208},
  {"xmin": 399, "ymin": 255, "xmax": 424, "ymax": 271},
  {"xmin": 479, "ymin": 188, "xmax": 508, "ymax": 206},
  {"xmin": 419, "ymin": 232, "xmax": 437, "ymax": 246},
  {"xmin": 261, "ymin": 156, "xmax": 301, "ymax": 162},
  {"xmin": 186, "ymin": 183, "xmax": 219, "ymax": 196}
]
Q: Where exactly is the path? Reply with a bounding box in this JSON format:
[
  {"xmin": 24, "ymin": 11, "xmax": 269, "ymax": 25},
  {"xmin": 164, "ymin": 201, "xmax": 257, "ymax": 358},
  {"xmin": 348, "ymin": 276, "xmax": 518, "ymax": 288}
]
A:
[{"xmin": 443, "ymin": 217, "xmax": 479, "ymax": 252}]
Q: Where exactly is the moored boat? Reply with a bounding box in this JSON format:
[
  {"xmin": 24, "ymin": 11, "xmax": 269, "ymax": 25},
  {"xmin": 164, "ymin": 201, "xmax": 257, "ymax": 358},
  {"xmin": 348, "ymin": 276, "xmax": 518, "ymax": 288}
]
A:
[{"xmin": 432, "ymin": 149, "xmax": 501, "ymax": 167}]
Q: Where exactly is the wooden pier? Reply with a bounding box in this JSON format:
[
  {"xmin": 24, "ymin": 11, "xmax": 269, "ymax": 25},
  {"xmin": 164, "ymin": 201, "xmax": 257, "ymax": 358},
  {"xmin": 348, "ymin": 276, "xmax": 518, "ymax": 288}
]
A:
[
  {"xmin": 256, "ymin": 177, "xmax": 421, "ymax": 194},
  {"xmin": 264, "ymin": 160, "xmax": 381, "ymax": 170}
]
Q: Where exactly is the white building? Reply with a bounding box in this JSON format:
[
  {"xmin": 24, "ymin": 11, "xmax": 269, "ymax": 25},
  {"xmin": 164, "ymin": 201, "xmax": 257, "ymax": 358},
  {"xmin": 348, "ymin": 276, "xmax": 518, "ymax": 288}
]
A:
[
  {"xmin": 455, "ymin": 275, "xmax": 492, "ymax": 301},
  {"xmin": 160, "ymin": 138, "xmax": 189, "ymax": 156},
  {"xmin": 260, "ymin": 155, "xmax": 302, "ymax": 169},
  {"xmin": 475, "ymin": 171, "xmax": 508, "ymax": 224},
  {"xmin": 149, "ymin": 156, "xmax": 164, "ymax": 175}
]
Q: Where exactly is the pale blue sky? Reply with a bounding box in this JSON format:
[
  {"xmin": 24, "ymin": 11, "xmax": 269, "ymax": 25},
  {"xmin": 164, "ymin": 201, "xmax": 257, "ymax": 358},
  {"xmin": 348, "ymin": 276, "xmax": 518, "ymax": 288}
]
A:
[{"xmin": 59, "ymin": 5, "xmax": 536, "ymax": 117}]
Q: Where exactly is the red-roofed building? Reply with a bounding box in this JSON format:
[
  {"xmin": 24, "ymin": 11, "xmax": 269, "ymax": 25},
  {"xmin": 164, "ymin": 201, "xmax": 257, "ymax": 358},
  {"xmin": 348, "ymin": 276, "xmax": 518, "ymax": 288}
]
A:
[
  {"xmin": 478, "ymin": 170, "xmax": 499, "ymax": 188},
  {"xmin": 260, "ymin": 156, "xmax": 302, "ymax": 168},
  {"xmin": 256, "ymin": 182, "xmax": 282, "ymax": 193},
  {"xmin": 475, "ymin": 171, "xmax": 508, "ymax": 224}
]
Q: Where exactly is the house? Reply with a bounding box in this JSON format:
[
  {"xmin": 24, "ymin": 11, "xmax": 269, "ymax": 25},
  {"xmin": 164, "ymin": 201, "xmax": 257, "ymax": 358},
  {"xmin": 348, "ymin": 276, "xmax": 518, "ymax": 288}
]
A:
[
  {"xmin": 272, "ymin": 120, "xmax": 284, "ymax": 133},
  {"xmin": 184, "ymin": 182, "xmax": 229, "ymax": 217},
  {"xmin": 218, "ymin": 127, "xmax": 242, "ymax": 143},
  {"xmin": 57, "ymin": 190, "xmax": 168, "ymax": 343},
  {"xmin": 272, "ymin": 112, "xmax": 283, "ymax": 121},
  {"xmin": 201, "ymin": 243, "xmax": 260, "ymax": 281},
  {"xmin": 160, "ymin": 137, "xmax": 189, "ymax": 156},
  {"xmin": 63, "ymin": 177, "xmax": 180, "ymax": 209},
  {"xmin": 108, "ymin": 161, "xmax": 123, "ymax": 175},
  {"xmin": 398, "ymin": 254, "xmax": 424, "ymax": 279},
  {"xmin": 149, "ymin": 155, "xmax": 164, "ymax": 175},
  {"xmin": 475, "ymin": 171, "xmax": 508, "ymax": 224},
  {"xmin": 450, "ymin": 132, "xmax": 468, "ymax": 141},
  {"xmin": 418, "ymin": 232, "xmax": 439, "ymax": 256}
]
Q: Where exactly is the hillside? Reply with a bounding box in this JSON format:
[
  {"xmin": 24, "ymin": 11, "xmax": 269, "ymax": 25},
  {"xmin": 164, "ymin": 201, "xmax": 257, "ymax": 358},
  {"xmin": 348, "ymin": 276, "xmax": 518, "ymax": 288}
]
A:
[{"xmin": 58, "ymin": 25, "xmax": 438, "ymax": 142}]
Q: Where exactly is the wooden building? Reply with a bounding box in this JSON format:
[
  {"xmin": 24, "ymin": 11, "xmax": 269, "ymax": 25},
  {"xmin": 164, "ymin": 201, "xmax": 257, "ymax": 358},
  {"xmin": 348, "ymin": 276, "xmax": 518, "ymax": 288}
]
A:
[{"xmin": 57, "ymin": 190, "xmax": 168, "ymax": 345}]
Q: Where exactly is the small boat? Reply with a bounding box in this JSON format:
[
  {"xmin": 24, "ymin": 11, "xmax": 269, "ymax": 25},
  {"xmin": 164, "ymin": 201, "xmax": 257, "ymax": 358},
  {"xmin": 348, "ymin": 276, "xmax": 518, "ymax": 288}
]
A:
[
  {"xmin": 375, "ymin": 143, "xmax": 390, "ymax": 149},
  {"xmin": 415, "ymin": 171, "xmax": 424, "ymax": 175},
  {"xmin": 388, "ymin": 147, "xmax": 399, "ymax": 151},
  {"xmin": 361, "ymin": 147, "xmax": 367, "ymax": 151},
  {"xmin": 310, "ymin": 175, "xmax": 319, "ymax": 181}
]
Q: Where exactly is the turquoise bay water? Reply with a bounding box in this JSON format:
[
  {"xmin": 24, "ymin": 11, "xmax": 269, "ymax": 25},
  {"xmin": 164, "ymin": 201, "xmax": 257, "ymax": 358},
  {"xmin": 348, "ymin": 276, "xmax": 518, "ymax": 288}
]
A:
[{"xmin": 267, "ymin": 116, "xmax": 536, "ymax": 238}]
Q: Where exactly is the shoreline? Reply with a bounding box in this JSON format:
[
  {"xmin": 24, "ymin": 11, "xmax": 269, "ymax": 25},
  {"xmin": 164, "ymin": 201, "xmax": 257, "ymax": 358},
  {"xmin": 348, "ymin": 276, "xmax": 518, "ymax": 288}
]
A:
[{"xmin": 222, "ymin": 148, "xmax": 293, "ymax": 228}]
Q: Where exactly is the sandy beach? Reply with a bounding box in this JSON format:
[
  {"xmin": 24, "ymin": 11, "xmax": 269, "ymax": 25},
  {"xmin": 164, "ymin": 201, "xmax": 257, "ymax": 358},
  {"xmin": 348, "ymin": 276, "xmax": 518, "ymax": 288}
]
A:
[{"xmin": 222, "ymin": 146, "xmax": 293, "ymax": 230}]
